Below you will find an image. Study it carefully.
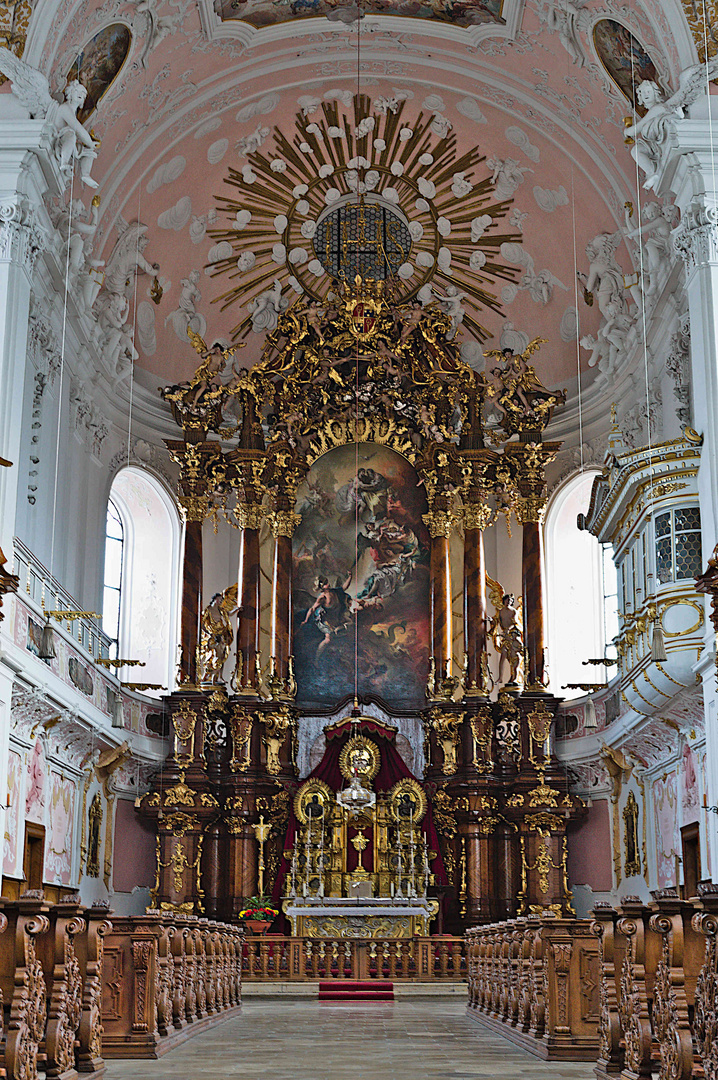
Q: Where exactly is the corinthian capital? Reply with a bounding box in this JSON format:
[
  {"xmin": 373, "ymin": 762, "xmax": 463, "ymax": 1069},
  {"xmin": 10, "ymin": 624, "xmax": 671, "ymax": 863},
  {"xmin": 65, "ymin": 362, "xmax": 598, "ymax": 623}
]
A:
[
  {"xmin": 0, "ymin": 196, "xmax": 44, "ymax": 272},
  {"xmin": 673, "ymin": 203, "xmax": 718, "ymax": 276}
]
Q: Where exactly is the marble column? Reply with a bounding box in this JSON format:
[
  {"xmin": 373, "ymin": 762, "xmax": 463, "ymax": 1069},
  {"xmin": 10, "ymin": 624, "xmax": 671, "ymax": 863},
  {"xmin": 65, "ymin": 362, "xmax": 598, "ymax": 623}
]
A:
[
  {"xmin": 463, "ymin": 504, "xmax": 492, "ymax": 695},
  {"xmin": 427, "ymin": 512, "xmax": 453, "ymax": 686},
  {"xmin": 0, "ymin": 125, "xmax": 55, "ymax": 562},
  {"xmin": 463, "ymin": 823, "xmax": 491, "ymax": 924},
  {"xmin": 236, "ymin": 503, "xmax": 263, "ymax": 694},
  {"xmin": 267, "ymin": 508, "xmax": 299, "ymax": 697},
  {"xmin": 179, "ymin": 515, "xmax": 203, "ymax": 686},
  {"xmin": 520, "ymin": 515, "xmax": 544, "ymax": 690}
]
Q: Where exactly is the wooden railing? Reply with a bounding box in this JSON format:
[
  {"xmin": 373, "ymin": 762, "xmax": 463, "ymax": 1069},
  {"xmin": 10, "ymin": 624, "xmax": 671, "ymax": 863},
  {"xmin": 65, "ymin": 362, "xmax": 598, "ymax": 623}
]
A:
[
  {"xmin": 242, "ymin": 936, "xmax": 465, "ymax": 981},
  {"xmin": 465, "ymin": 914, "xmax": 601, "ymax": 1060},
  {"xmin": 100, "ymin": 910, "xmax": 243, "ymax": 1059},
  {"xmin": 591, "ymin": 887, "xmax": 718, "ymax": 1080},
  {"xmin": 0, "ymin": 893, "xmax": 111, "ymax": 1080}
]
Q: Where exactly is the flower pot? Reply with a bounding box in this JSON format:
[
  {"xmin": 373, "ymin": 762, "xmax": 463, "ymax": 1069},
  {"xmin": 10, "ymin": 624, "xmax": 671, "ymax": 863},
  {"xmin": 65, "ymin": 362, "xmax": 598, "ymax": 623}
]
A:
[{"xmin": 245, "ymin": 919, "xmax": 272, "ymax": 934}]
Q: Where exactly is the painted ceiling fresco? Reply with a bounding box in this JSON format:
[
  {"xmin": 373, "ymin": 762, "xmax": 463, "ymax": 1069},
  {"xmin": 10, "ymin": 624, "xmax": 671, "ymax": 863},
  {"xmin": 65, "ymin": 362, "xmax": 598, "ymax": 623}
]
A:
[{"xmin": 214, "ymin": 0, "xmax": 503, "ymax": 29}]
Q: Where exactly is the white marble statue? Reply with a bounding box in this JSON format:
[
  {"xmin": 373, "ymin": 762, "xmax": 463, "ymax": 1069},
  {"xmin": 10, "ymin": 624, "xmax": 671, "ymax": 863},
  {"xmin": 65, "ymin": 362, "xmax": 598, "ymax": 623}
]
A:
[
  {"xmin": 165, "ymin": 269, "xmax": 207, "ymax": 342},
  {"xmin": 0, "ymin": 48, "xmax": 99, "ymax": 188},
  {"xmin": 538, "ymin": 0, "xmax": 587, "ymax": 67},
  {"xmin": 98, "ymin": 293, "xmax": 138, "ymax": 381},
  {"xmin": 623, "ymin": 201, "xmax": 674, "ymax": 297},
  {"xmin": 578, "ymin": 231, "xmax": 635, "ymax": 374},
  {"xmin": 49, "ymin": 195, "xmax": 105, "ymax": 312},
  {"xmin": 98, "ymin": 220, "xmax": 159, "ymax": 304},
  {"xmin": 438, "ymin": 285, "xmax": 466, "ymax": 339},
  {"xmin": 247, "ymin": 278, "xmax": 288, "ymax": 334},
  {"xmin": 624, "ymin": 61, "xmax": 718, "ymax": 192}
]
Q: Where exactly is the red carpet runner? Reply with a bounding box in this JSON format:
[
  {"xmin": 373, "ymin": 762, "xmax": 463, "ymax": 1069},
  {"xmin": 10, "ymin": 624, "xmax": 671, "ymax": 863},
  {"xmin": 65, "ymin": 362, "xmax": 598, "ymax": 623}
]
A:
[{"xmin": 318, "ymin": 980, "xmax": 394, "ymax": 1001}]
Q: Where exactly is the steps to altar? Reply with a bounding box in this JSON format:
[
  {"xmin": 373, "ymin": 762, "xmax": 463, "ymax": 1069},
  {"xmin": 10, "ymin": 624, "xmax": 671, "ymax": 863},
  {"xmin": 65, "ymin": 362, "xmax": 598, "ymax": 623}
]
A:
[{"xmin": 319, "ymin": 980, "xmax": 394, "ymax": 1001}]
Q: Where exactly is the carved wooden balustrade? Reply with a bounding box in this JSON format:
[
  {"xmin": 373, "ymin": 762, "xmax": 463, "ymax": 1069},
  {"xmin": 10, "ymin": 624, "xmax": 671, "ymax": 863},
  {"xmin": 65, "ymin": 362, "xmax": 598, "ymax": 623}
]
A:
[
  {"xmin": 100, "ymin": 912, "xmax": 242, "ymax": 1060},
  {"xmin": 242, "ymin": 936, "xmax": 465, "ymax": 981},
  {"xmin": 591, "ymin": 887, "xmax": 718, "ymax": 1080},
  {"xmin": 466, "ymin": 915, "xmax": 601, "ymax": 1061},
  {"xmin": 0, "ymin": 895, "xmax": 111, "ymax": 1080}
]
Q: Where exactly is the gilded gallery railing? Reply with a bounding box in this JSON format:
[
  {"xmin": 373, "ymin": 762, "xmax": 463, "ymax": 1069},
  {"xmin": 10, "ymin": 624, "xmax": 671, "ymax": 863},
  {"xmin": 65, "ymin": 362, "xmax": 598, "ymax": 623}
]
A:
[{"xmin": 242, "ymin": 935, "xmax": 465, "ymax": 982}]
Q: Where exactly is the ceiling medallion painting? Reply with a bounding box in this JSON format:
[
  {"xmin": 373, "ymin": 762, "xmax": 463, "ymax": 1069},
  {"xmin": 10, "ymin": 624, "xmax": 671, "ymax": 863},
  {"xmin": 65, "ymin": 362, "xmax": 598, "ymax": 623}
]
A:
[
  {"xmin": 65, "ymin": 23, "xmax": 132, "ymax": 124},
  {"xmin": 592, "ymin": 19, "xmax": 658, "ymax": 110},
  {"xmin": 208, "ymin": 94, "xmax": 520, "ymax": 342},
  {"xmin": 214, "ymin": 0, "xmax": 503, "ymax": 30}
]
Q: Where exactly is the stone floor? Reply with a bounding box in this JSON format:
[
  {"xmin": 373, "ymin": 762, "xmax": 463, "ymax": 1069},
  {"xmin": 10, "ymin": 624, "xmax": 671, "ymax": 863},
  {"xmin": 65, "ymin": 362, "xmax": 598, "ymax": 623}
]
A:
[{"xmin": 104, "ymin": 1000, "xmax": 598, "ymax": 1080}]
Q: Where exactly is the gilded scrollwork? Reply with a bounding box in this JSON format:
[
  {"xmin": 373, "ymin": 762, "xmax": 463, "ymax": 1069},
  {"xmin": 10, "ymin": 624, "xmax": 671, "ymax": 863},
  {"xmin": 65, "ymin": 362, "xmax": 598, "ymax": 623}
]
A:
[
  {"xmin": 229, "ymin": 706, "xmax": 253, "ymax": 773},
  {"xmin": 428, "ymin": 708, "xmax": 464, "ymax": 775}
]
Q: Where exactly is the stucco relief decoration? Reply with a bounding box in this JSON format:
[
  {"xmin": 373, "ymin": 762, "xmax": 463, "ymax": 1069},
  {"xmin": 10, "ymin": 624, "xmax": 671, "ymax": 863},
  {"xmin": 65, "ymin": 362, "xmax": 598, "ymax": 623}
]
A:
[
  {"xmin": 208, "ymin": 94, "xmax": 520, "ymax": 344},
  {"xmin": 214, "ymin": 0, "xmax": 504, "ymax": 29},
  {"xmin": 45, "ymin": 772, "xmax": 75, "ymax": 884},
  {"xmin": 3, "ymin": 750, "xmax": 22, "ymax": 877},
  {"xmin": 65, "ymin": 23, "xmax": 132, "ymax": 123},
  {"xmin": 26, "ymin": 738, "xmax": 47, "ymax": 823}
]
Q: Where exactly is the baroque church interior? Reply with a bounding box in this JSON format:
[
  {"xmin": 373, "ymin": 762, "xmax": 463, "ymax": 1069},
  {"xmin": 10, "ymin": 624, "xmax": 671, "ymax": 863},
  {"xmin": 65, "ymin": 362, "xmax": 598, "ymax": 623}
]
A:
[{"xmin": 1, "ymin": 0, "xmax": 718, "ymax": 1074}]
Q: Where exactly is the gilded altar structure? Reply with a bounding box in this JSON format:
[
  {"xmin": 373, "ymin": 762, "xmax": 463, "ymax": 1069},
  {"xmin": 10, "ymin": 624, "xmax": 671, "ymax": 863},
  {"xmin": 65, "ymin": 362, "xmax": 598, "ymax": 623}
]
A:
[{"xmin": 138, "ymin": 269, "xmax": 581, "ymax": 932}]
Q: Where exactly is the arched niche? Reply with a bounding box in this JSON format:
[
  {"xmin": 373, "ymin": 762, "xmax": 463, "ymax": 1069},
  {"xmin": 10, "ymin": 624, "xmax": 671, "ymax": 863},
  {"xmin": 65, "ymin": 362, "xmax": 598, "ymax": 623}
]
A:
[{"xmin": 292, "ymin": 442, "xmax": 430, "ymax": 710}]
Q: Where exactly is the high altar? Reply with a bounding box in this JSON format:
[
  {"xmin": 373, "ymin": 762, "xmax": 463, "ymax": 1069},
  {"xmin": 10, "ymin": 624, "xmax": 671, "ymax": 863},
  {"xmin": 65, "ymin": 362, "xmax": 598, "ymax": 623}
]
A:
[{"xmin": 138, "ymin": 272, "xmax": 583, "ymax": 935}]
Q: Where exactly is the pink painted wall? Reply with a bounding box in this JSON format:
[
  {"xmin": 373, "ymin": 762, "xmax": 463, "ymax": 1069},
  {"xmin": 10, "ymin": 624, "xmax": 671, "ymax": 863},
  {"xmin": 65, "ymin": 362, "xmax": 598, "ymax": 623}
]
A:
[
  {"xmin": 112, "ymin": 799, "xmax": 156, "ymax": 893},
  {"xmin": 566, "ymin": 799, "xmax": 613, "ymax": 892}
]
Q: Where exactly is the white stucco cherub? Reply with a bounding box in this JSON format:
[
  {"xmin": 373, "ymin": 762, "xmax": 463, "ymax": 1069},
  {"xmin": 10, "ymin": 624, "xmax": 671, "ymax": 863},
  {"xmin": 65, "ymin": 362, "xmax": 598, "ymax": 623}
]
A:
[
  {"xmin": 624, "ymin": 61, "xmax": 718, "ymax": 192},
  {"xmin": 0, "ymin": 48, "xmax": 99, "ymax": 188}
]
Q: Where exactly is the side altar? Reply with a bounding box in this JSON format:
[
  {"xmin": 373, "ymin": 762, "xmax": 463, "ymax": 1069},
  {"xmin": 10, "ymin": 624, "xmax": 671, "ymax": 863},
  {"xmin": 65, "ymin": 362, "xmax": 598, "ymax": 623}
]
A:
[{"xmin": 279, "ymin": 717, "xmax": 442, "ymax": 938}]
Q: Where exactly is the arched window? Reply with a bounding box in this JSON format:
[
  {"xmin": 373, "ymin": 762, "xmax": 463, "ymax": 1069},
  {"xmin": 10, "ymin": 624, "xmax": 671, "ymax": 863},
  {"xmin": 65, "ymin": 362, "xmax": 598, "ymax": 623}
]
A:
[
  {"xmin": 102, "ymin": 499, "xmax": 124, "ymax": 658},
  {"xmin": 544, "ymin": 471, "xmax": 618, "ymax": 699},
  {"xmin": 101, "ymin": 468, "xmax": 181, "ymax": 695}
]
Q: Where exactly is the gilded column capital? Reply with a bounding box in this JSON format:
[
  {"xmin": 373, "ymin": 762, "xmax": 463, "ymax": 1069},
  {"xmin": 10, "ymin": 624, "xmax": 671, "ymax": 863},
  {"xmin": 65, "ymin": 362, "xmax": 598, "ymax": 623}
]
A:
[
  {"xmin": 236, "ymin": 502, "xmax": 265, "ymax": 530},
  {"xmin": 179, "ymin": 495, "xmax": 210, "ymax": 522},
  {"xmin": 266, "ymin": 508, "xmax": 301, "ymax": 538},
  {"xmin": 422, "ymin": 508, "xmax": 457, "ymax": 538},
  {"xmin": 462, "ymin": 501, "xmax": 495, "ymax": 531},
  {"xmin": 515, "ymin": 494, "xmax": 546, "ymax": 525}
]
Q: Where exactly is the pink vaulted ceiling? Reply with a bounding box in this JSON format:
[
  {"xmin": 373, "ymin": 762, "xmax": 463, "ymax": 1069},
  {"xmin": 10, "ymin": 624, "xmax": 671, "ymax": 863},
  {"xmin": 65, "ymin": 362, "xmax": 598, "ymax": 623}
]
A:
[{"xmin": 19, "ymin": 0, "xmax": 698, "ymax": 386}]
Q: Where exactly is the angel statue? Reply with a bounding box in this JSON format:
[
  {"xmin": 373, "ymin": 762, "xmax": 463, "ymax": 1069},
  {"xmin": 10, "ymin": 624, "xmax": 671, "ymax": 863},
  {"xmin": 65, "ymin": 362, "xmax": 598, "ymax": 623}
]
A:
[
  {"xmin": 0, "ymin": 49, "xmax": 99, "ymax": 188},
  {"xmin": 487, "ymin": 576, "xmax": 523, "ymax": 687},
  {"xmin": 624, "ymin": 60, "xmax": 718, "ymax": 192},
  {"xmin": 200, "ymin": 586, "xmax": 238, "ymax": 685},
  {"xmin": 483, "ymin": 337, "xmax": 566, "ymax": 435}
]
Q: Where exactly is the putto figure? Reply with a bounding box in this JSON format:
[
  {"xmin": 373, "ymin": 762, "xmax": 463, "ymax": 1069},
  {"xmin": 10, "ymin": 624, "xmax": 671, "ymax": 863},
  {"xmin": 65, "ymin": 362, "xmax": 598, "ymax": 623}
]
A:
[
  {"xmin": 483, "ymin": 338, "xmax": 566, "ymax": 435},
  {"xmin": 624, "ymin": 61, "xmax": 718, "ymax": 191},
  {"xmin": 487, "ymin": 577, "xmax": 523, "ymax": 687},
  {"xmin": 0, "ymin": 49, "xmax": 100, "ymax": 188}
]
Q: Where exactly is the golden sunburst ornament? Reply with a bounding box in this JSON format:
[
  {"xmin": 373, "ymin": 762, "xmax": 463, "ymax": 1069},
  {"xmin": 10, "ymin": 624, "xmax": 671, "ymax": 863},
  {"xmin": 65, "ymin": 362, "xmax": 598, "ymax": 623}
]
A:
[
  {"xmin": 338, "ymin": 735, "xmax": 381, "ymax": 783},
  {"xmin": 208, "ymin": 93, "xmax": 520, "ymax": 341}
]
